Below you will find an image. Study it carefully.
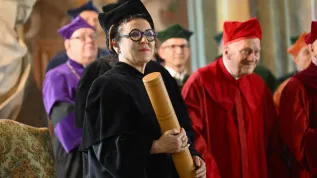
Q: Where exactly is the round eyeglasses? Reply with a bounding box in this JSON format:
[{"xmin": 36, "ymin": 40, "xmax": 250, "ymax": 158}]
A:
[
  {"xmin": 120, "ymin": 29, "xmax": 157, "ymax": 42},
  {"xmin": 70, "ymin": 34, "xmax": 98, "ymax": 41}
]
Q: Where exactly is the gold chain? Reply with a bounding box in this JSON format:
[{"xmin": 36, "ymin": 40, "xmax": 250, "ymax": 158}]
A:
[{"xmin": 66, "ymin": 61, "xmax": 81, "ymax": 80}]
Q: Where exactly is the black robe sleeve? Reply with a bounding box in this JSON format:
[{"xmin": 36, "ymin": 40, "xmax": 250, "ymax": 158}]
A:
[
  {"xmin": 84, "ymin": 77, "xmax": 154, "ymax": 178},
  {"xmin": 74, "ymin": 57, "xmax": 113, "ymax": 128},
  {"xmin": 51, "ymin": 102, "xmax": 74, "ymax": 127},
  {"xmin": 50, "ymin": 102, "xmax": 83, "ymax": 178}
]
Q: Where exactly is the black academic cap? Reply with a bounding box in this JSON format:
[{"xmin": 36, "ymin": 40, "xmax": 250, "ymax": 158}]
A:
[
  {"xmin": 98, "ymin": 0, "xmax": 154, "ymax": 33},
  {"xmin": 67, "ymin": 1, "xmax": 99, "ymax": 19},
  {"xmin": 214, "ymin": 32, "xmax": 223, "ymax": 45},
  {"xmin": 157, "ymin": 24, "xmax": 193, "ymax": 43}
]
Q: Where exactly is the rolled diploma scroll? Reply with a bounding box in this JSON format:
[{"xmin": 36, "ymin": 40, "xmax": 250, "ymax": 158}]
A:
[{"xmin": 143, "ymin": 72, "xmax": 196, "ymax": 178}]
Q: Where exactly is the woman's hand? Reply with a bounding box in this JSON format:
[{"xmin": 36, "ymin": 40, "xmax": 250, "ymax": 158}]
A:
[
  {"xmin": 193, "ymin": 156, "xmax": 207, "ymax": 178},
  {"xmin": 151, "ymin": 128, "xmax": 189, "ymax": 154}
]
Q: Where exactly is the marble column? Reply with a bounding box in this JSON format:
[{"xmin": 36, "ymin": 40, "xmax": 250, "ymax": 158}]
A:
[
  {"xmin": 251, "ymin": 0, "xmax": 315, "ymax": 77},
  {"xmin": 186, "ymin": 0, "xmax": 218, "ymax": 71},
  {"xmin": 301, "ymin": 0, "xmax": 316, "ymax": 31},
  {"xmin": 251, "ymin": 0, "xmax": 289, "ymax": 77},
  {"xmin": 216, "ymin": 0, "xmax": 250, "ymax": 32},
  {"xmin": 285, "ymin": 0, "xmax": 306, "ymax": 73},
  {"xmin": 202, "ymin": 0, "xmax": 218, "ymax": 64}
]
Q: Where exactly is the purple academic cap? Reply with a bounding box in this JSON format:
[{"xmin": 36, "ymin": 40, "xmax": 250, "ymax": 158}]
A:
[{"xmin": 57, "ymin": 16, "xmax": 95, "ymax": 39}]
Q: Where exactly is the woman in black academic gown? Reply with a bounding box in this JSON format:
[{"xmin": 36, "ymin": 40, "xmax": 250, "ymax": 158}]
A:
[{"xmin": 81, "ymin": 0, "xmax": 206, "ymax": 177}]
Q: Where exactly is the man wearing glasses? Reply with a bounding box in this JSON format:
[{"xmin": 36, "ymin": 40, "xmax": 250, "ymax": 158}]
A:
[
  {"xmin": 45, "ymin": 1, "xmax": 108, "ymax": 73},
  {"xmin": 157, "ymin": 24, "xmax": 193, "ymax": 90},
  {"xmin": 42, "ymin": 16, "xmax": 97, "ymax": 178}
]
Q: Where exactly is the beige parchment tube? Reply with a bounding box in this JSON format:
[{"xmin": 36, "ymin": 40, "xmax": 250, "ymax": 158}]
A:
[{"xmin": 143, "ymin": 72, "xmax": 196, "ymax": 178}]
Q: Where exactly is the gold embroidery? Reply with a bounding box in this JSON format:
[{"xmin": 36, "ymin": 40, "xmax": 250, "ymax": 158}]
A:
[{"xmin": 66, "ymin": 61, "xmax": 80, "ymax": 80}]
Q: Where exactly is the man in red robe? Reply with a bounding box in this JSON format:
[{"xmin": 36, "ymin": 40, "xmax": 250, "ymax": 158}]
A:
[
  {"xmin": 182, "ymin": 18, "xmax": 290, "ymax": 178},
  {"xmin": 273, "ymin": 32, "xmax": 311, "ymax": 113},
  {"xmin": 279, "ymin": 21, "xmax": 317, "ymax": 178}
]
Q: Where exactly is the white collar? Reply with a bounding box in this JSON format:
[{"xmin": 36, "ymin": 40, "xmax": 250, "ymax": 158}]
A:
[
  {"xmin": 223, "ymin": 59, "xmax": 240, "ymax": 80},
  {"xmin": 165, "ymin": 66, "xmax": 188, "ymax": 80}
]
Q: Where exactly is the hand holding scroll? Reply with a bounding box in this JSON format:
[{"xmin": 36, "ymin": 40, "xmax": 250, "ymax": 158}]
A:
[
  {"xmin": 143, "ymin": 72, "xmax": 196, "ymax": 178},
  {"xmin": 151, "ymin": 128, "xmax": 190, "ymax": 154},
  {"xmin": 193, "ymin": 156, "xmax": 207, "ymax": 178}
]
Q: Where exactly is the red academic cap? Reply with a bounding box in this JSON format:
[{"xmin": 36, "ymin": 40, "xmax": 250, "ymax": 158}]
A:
[
  {"xmin": 223, "ymin": 18, "xmax": 262, "ymax": 45},
  {"xmin": 305, "ymin": 21, "xmax": 317, "ymax": 44}
]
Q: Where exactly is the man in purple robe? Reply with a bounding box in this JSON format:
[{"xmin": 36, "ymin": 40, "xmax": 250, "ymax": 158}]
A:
[
  {"xmin": 45, "ymin": 1, "xmax": 109, "ymax": 73},
  {"xmin": 42, "ymin": 16, "xmax": 98, "ymax": 177}
]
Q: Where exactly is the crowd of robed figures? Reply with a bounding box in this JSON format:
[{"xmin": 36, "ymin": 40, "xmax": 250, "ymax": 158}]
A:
[{"xmin": 41, "ymin": 0, "xmax": 317, "ymax": 178}]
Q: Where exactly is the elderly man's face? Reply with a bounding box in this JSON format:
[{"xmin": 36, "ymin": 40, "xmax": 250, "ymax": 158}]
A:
[
  {"xmin": 79, "ymin": 10, "xmax": 98, "ymax": 29},
  {"xmin": 295, "ymin": 46, "xmax": 311, "ymax": 71},
  {"xmin": 65, "ymin": 28, "xmax": 98, "ymax": 66},
  {"xmin": 224, "ymin": 38, "xmax": 261, "ymax": 77},
  {"xmin": 158, "ymin": 38, "xmax": 190, "ymax": 70},
  {"xmin": 309, "ymin": 41, "xmax": 317, "ymax": 65}
]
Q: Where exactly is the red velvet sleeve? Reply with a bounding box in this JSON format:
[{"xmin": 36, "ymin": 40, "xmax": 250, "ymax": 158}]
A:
[
  {"xmin": 182, "ymin": 74, "xmax": 220, "ymax": 178},
  {"xmin": 264, "ymin": 86, "xmax": 291, "ymax": 178},
  {"xmin": 273, "ymin": 78, "xmax": 290, "ymax": 113},
  {"xmin": 304, "ymin": 128, "xmax": 317, "ymax": 175},
  {"xmin": 279, "ymin": 78, "xmax": 317, "ymax": 175}
]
